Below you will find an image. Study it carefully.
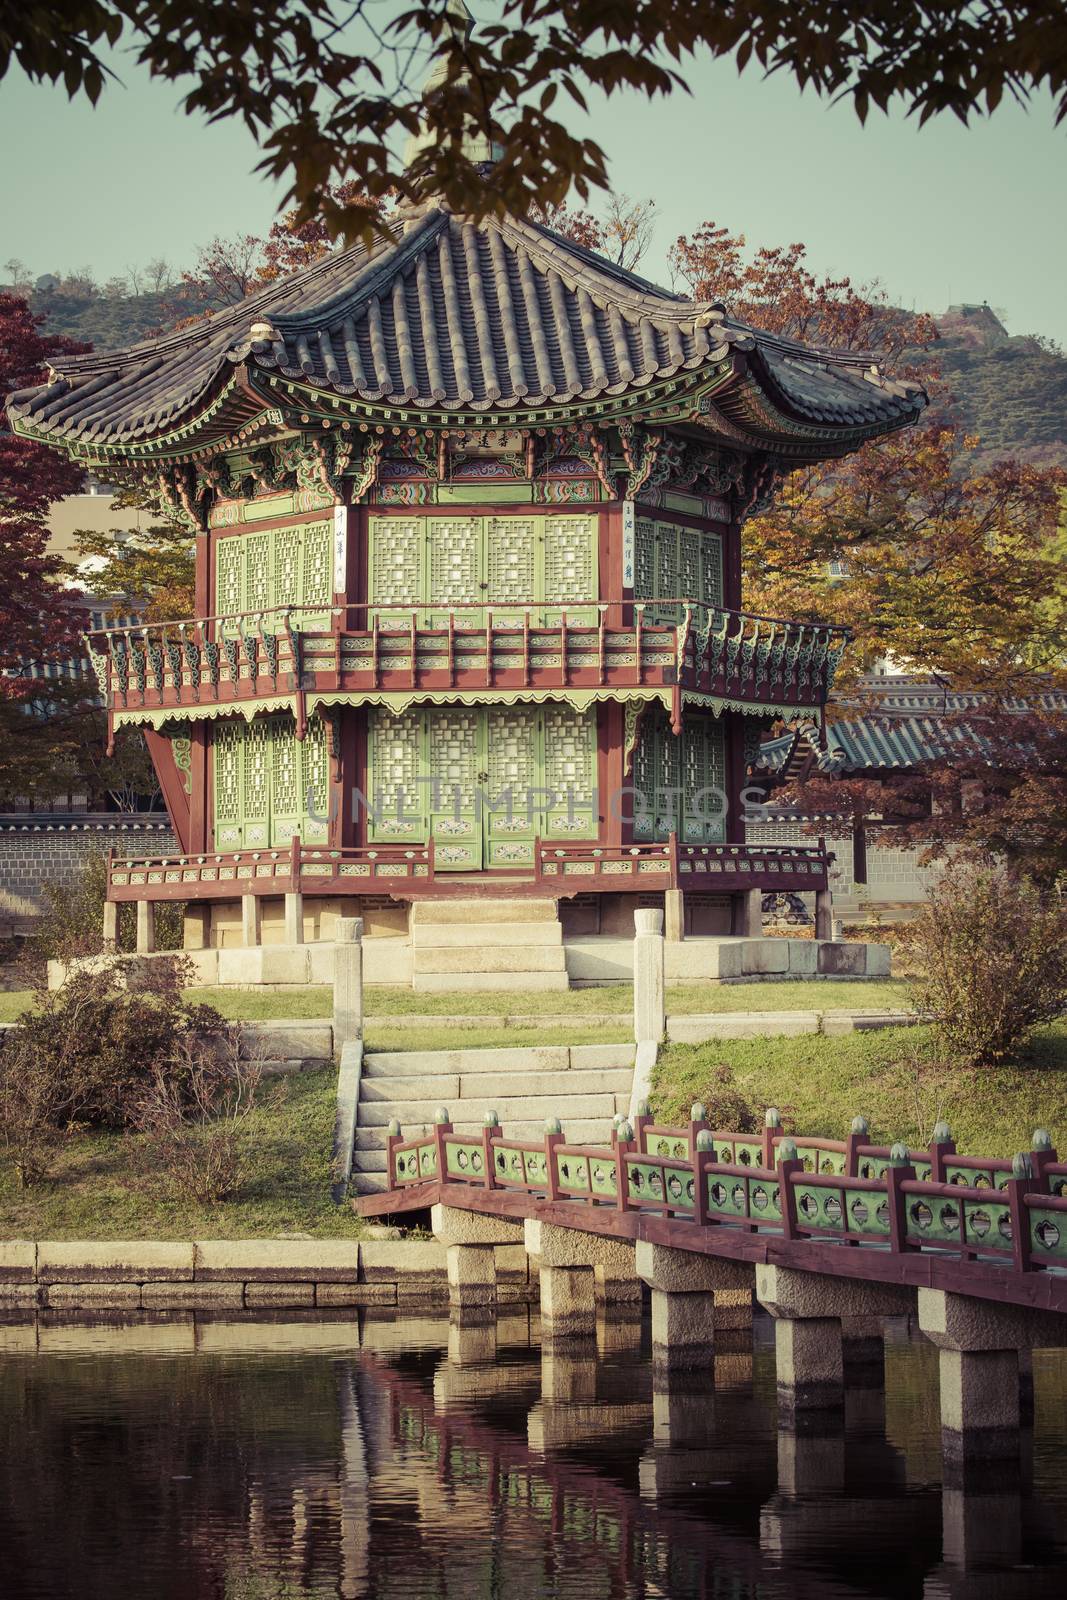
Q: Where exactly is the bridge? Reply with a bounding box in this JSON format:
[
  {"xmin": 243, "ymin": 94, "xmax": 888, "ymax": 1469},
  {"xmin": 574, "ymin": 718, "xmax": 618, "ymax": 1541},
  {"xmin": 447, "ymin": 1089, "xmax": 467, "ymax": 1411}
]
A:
[{"xmin": 357, "ymin": 1103, "xmax": 1067, "ymax": 1477}]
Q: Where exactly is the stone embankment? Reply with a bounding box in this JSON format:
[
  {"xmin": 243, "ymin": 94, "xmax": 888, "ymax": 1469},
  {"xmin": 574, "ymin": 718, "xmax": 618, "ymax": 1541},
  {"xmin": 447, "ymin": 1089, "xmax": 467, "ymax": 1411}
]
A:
[{"xmin": 0, "ymin": 1237, "xmax": 533, "ymax": 1311}]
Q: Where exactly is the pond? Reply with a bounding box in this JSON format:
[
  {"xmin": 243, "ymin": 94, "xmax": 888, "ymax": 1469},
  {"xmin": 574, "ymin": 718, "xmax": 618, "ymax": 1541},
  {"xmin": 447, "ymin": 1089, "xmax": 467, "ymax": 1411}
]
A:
[{"xmin": 1, "ymin": 1308, "xmax": 1065, "ymax": 1598}]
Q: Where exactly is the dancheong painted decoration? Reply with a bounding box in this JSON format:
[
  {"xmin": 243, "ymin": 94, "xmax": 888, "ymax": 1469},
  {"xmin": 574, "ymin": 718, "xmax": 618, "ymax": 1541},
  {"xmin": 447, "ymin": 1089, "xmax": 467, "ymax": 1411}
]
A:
[{"xmin": 9, "ymin": 70, "xmax": 925, "ymax": 938}]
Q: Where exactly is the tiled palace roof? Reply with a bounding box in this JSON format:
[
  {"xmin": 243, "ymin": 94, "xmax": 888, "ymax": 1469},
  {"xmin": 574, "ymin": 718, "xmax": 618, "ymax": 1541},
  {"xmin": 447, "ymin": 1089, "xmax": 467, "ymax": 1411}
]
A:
[{"xmin": 9, "ymin": 206, "xmax": 925, "ymax": 451}]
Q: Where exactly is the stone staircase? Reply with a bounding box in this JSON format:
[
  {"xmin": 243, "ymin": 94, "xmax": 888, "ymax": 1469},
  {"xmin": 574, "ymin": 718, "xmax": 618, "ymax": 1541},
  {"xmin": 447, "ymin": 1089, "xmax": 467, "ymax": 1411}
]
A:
[
  {"xmin": 351, "ymin": 1042, "xmax": 635, "ymax": 1195},
  {"xmin": 409, "ymin": 899, "xmax": 568, "ymax": 992}
]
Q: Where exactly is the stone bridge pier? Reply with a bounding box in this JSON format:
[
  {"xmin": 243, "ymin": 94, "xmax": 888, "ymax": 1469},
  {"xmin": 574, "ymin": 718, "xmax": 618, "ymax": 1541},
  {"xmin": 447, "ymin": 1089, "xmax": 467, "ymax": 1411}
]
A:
[
  {"xmin": 755, "ymin": 1265, "xmax": 915, "ymax": 1420},
  {"xmin": 635, "ymin": 1240, "xmax": 753, "ymax": 1373},
  {"xmin": 917, "ymin": 1288, "xmax": 1065, "ymax": 1484},
  {"xmin": 523, "ymin": 1219, "xmax": 641, "ymax": 1340}
]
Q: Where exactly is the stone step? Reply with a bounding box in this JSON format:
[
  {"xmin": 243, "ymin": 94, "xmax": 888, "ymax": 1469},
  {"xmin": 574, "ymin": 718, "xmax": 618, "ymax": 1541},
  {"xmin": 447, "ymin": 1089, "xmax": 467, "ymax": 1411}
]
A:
[
  {"xmin": 359, "ymin": 1068, "xmax": 632, "ymax": 1104},
  {"xmin": 410, "ymin": 898, "xmax": 559, "ymax": 925},
  {"xmin": 362, "ymin": 1044, "xmax": 634, "ymax": 1076},
  {"xmin": 412, "ymin": 970, "xmax": 569, "ymax": 992},
  {"xmin": 411, "ymin": 944, "xmax": 567, "ymax": 975},
  {"xmin": 357, "ymin": 1092, "xmax": 622, "ymax": 1128},
  {"xmin": 353, "ymin": 1115, "xmax": 617, "ymax": 1152},
  {"xmin": 412, "ymin": 922, "xmax": 563, "ymax": 948}
]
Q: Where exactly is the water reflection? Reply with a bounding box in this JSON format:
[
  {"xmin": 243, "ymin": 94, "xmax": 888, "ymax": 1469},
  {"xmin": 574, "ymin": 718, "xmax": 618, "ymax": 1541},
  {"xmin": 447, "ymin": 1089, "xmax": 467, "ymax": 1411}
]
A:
[{"xmin": 0, "ymin": 1308, "xmax": 1064, "ymax": 1598}]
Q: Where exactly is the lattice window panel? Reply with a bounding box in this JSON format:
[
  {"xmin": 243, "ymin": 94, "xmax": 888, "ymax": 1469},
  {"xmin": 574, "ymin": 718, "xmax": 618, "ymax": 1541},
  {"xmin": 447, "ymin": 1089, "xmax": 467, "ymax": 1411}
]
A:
[
  {"xmin": 429, "ymin": 517, "xmax": 481, "ymax": 607},
  {"xmin": 270, "ymin": 717, "xmax": 300, "ymax": 819},
  {"xmin": 300, "ymin": 714, "xmax": 330, "ymax": 842},
  {"xmin": 430, "ymin": 708, "xmax": 479, "ymax": 810},
  {"xmin": 245, "ymin": 533, "xmax": 272, "ymax": 615},
  {"xmin": 487, "ymin": 705, "xmax": 537, "ymax": 815},
  {"xmin": 655, "ymin": 523, "xmax": 679, "ymax": 611},
  {"xmin": 213, "ymin": 721, "xmax": 243, "ymax": 834},
  {"xmin": 216, "ymin": 537, "xmax": 244, "ymax": 619},
  {"xmin": 370, "ymin": 517, "xmax": 423, "ymax": 606},
  {"xmin": 543, "ymin": 704, "xmax": 594, "ymax": 807},
  {"xmin": 301, "ymin": 521, "xmax": 333, "ymax": 609},
  {"xmin": 678, "ymin": 526, "xmax": 701, "ymax": 604},
  {"xmin": 544, "ymin": 515, "xmax": 595, "ymax": 604},
  {"xmin": 633, "ymin": 517, "xmax": 656, "ymax": 603},
  {"xmin": 682, "ymin": 716, "xmax": 726, "ymax": 842},
  {"xmin": 369, "ymin": 708, "xmax": 422, "ymax": 815},
  {"xmin": 487, "ymin": 517, "xmax": 536, "ymax": 606},
  {"xmin": 274, "ymin": 526, "xmax": 302, "ymax": 610},
  {"xmin": 701, "ymin": 531, "xmax": 724, "ymax": 607},
  {"xmin": 243, "ymin": 718, "xmax": 271, "ymax": 845},
  {"xmin": 632, "ymin": 706, "xmax": 683, "ymax": 841}
]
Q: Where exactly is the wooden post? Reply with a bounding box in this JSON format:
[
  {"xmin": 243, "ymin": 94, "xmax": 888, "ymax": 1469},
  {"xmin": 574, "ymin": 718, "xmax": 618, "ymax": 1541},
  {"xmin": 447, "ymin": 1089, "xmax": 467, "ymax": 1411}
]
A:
[
  {"xmin": 886, "ymin": 1150, "xmax": 915, "ymax": 1255},
  {"xmin": 241, "ymin": 893, "xmax": 262, "ymax": 948},
  {"xmin": 815, "ymin": 887, "xmax": 833, "ymax": 942},
  {"xmin": 481, "ymin": 1118, "xmax": 499, "ymax": 1190},
  {"xmin": 135, "ymin": 899, "xmax": 156, "ymax": 955},
  {"xmin": 1005, "ymin": 1170, "xmax": 1034, "ymax": 1274},
  {"xmin": 102, "ymin": 897, "xmax": 118, "ymax": 952},
  {"xmin": 612, "ymin": 1122, "xmax": 636, "ymax": 1213},
  {"xmin": 544, "ymin": 1124, "xmax": 565, "ymax": 1201},
  {"xmin": 776, "ymin": 1147, "xmax": 803, "ymax": 1241},
  {"xmin": 664, "ymin": 887, "xmax": 684, "ymax": 943}
]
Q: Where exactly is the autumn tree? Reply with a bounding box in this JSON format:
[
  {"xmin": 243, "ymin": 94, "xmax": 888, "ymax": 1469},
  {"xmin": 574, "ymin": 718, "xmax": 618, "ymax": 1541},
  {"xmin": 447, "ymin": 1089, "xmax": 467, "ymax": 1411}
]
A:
[{"xmin": 6, "ymin": 3, "xmax": 1067, "ymax": 239}]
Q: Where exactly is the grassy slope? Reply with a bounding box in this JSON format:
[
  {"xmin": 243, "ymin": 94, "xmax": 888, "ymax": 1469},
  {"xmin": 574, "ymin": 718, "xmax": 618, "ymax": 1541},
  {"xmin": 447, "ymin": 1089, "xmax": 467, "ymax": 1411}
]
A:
[
  {"xmin": 651, "ymin": 1023, "xmax": 1067, "ymax": 1159},
  {"xmin": 0, "ymin": 1067, "xmax": 362, "ymax": 1241}
]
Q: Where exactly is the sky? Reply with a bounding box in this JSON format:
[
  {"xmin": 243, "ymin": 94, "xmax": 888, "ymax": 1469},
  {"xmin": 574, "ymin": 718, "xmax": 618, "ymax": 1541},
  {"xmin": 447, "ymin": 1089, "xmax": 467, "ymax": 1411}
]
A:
[{"xmin": 1, "ymin": 31, "xmax": 1065, "ymax": 342}]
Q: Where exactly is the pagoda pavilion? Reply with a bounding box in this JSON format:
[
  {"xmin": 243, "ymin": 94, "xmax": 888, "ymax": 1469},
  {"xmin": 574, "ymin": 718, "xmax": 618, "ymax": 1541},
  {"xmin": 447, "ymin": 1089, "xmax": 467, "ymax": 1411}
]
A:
[{"xmin": 9, "ymin": 125, "xmax": 925, "ymax": 960}]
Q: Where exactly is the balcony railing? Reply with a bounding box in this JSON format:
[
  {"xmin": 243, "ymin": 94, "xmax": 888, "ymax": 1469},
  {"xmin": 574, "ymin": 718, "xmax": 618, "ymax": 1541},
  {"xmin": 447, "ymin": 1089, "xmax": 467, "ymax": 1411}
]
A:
[
  {"xmin": 86, "ymin": 601, "xmax": 847, "ymax": 720},
  {"xmin": 105, "ymin": 835, "xmax": 829, "ymax": 901}
]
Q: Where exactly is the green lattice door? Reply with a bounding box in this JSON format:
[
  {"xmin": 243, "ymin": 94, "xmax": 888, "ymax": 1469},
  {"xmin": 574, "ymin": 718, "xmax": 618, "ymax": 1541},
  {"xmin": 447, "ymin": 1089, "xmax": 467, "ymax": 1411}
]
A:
[
  {"xmin": 634, "ymin": 518, "xmax": 723, "ymax": 625},
  {"xmin": 211, "ymin": 714, "xmax": 330, "ymax": 848},
  {"xmin": 366, "ymin": 702, "xmax": 597, "ymax": 869},
  {"xmin": 214, "ymin": 521, "xmax": 334, "ymax": 630},
  {"xmin": 633, "ymin": 706, "xmax": 726, "ymax": 843},
  {"xmin": 367, "ymin": 514, "xmax": 598, "ymax": 628},
  {"xmin": 429, "ymin": 706, "xmax": 482, "ymax": 870}
]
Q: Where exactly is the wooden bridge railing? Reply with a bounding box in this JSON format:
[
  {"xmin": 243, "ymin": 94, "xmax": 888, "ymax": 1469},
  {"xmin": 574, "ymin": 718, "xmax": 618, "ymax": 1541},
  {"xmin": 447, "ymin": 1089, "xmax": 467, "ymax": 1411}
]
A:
[{"xmin": 381, "ymin": 1106, "xmax": 1067, "ymax": 1277}]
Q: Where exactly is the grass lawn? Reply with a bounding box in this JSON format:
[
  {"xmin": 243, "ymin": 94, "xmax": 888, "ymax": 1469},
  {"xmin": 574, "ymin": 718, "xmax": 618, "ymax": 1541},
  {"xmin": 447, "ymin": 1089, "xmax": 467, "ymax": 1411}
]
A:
[
  {"xmin": 651, "ymin": 1022, "xmax": 1067, "ymax": 1158},
  {"xmin": 180, "ymin": 977, "xmax": 913, "ymax": 1020},
  {"xmin": 0, "ymin": 1067, "xmax": 362, "ymax": 1241}
]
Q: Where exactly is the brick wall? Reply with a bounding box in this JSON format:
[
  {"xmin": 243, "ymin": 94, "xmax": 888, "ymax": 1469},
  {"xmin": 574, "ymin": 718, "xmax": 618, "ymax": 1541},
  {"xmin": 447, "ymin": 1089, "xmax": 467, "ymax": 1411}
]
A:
[{"xmin": 0, "ymin": 815, "xmax": 176, "ymax": 933}]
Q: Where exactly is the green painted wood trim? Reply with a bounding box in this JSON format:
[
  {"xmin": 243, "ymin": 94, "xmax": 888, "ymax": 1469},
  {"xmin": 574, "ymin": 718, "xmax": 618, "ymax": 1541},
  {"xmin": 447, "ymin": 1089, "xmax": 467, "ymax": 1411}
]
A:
[{"xmin": 310, "ymin": 686, "xmax": 673, "ymax": 717}]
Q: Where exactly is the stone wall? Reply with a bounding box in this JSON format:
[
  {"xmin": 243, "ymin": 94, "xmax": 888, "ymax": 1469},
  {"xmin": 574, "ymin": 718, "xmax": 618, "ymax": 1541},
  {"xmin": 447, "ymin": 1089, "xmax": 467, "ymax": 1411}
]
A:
[
  {"xmin": 747, "ymin": 816, "xmax": 943, "ymax": 915},
  {"xmin": 0, "ymin": 814, "xmax": 175, "ymax": 934},
  {"xmin": 0, "ymin": 1237, "xmax": 537, "ymax": 1310}
]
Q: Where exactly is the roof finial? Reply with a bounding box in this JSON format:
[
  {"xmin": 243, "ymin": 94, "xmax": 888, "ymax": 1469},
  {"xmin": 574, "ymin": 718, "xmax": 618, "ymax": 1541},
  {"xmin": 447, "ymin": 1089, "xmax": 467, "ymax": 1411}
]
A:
[{"xmin": 404, "ymin": 1, "xmax": 502, "ymax": 175}]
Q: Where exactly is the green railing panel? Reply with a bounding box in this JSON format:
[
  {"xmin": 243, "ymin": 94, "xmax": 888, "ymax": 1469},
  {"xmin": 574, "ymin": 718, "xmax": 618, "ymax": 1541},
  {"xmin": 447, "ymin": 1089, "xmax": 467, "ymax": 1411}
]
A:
[
  {"xmin": 706, "ymin": 1175, "xmax": 751, "ymax": 1220},
  {"xmin": 648, "ymin": 1133, "xmax": 689, "ymax": 1160},
  {"xmin": 589, "ymin": 1156, "xmax": 619, "ymax": 1197},
  {"xmin": 747, "ymin": 1177, "xmax": 781, "ymax": 1221},
  {"xmin": 523, "ymin": 1149, "xmax": 549, "ymax": 1185},
  {"xmin": 556, "ymin": 1150, "xmax": 591, "ymax": 1193},
  {"xmin": 628, "ymin": 1160, "xmax": 693, "ymax": 1206},
  {"xmin": 795, "ymin": 1147, "xmax": 847, "ymax": 1176},
  {"xmin": 494, "ymin": 1145, "xmax": 529, "ymax": 1184},
  {"xmin": 962, "ymin": 1197, "xmax": 1012, "ymax": 1250},
  {"xmin": 795, "ymin": 1183, "xmax": 846, "ymax": 1231},
  {"xmin": 1029, "ymin": 1207, "xmax": 1067, "ymax": 1259},
  {"xmin": 712, "ymin": 1136, "xmax": 761, "ymax": 1166},
  {"xmin": 906, "ymin": 1196, "xmax": 961, "ymax": 1243},
  {"xmin": 842, "ymin": 1189, "xmax": 891, "ymax": 1236},
  {"xmin": 445, "ymin": 1140, "xmax": 485, "ymax": 1179},
  {"xmin": 945, "ymin": 1162, "xmax": 1006, "ymax": 1191},
  {"xmin": 396, "ymin": 1140, "xmax": 437, "ymax": 1183}
]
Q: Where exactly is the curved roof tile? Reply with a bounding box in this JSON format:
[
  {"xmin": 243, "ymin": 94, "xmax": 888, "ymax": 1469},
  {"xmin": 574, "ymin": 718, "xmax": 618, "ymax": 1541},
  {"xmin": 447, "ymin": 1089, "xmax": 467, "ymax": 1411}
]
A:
[{"xmin": 9, "ymin": 205, "xmax": 926, "ymax": 448}]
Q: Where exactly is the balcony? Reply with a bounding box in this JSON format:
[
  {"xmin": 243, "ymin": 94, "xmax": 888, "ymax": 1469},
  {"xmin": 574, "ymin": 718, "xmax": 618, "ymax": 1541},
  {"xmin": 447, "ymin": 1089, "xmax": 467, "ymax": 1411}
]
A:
[
  {"xmin": 105, "ymin": 836, "xmax": 829, "ymax": 901},
  {"xmin": 86, "ymin": 602, "xmax": 847, "ymax": 723}
]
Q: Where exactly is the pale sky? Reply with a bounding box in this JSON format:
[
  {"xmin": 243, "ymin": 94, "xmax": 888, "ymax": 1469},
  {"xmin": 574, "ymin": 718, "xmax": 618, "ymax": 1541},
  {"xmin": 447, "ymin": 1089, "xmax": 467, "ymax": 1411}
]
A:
[{"xmin": 2, "ymin": 33, "xmax": 1065, "ymax": 342}]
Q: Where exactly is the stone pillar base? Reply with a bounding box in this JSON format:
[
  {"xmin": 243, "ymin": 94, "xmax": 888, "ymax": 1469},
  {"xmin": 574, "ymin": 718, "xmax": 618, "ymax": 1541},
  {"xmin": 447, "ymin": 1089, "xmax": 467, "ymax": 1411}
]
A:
[
  {"xmin": 445, "ymin": 1244, "xmax": 498, "ymax": 1308},
  {"xmin": 651, "ymin": 1287, "xmax": 716, "ymax": 1371},
  {"xmin": 135, "ymin": 899, "xmax": 156, "ymax": 955},
  {"xmin": 284, "ymin": 891, "xmax": 303, "ymax": 945},
  {"xmin": 539, "ymin": 1265, "xmax": 597, "ymax": 1339},
  {"xmin": 939, "ymin": 1347, "xmax": 1021, "ymax": 1483},
  {"xmin": 774, "ymin": 1317, "xmax": 844, "ymax": 1417},
  {"xmin": 840, "ymin": 1314, "xmax": 885, "ymax": 1374},
  {"xmin": 241, "ymin": 893, "xmax": 262, "ymax": 949}
]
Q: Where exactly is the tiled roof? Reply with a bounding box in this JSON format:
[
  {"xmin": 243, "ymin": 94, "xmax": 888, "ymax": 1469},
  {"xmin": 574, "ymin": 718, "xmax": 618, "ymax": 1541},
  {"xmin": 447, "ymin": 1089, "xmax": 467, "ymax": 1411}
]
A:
[{"xmin": 8, "ymin": 205, "xmax": 926, "ymax": 449}]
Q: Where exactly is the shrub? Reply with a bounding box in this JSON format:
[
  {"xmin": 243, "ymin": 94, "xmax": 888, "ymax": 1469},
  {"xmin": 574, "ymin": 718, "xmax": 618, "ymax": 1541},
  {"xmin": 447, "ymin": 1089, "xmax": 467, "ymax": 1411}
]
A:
[
  {"xmin": 133, "ymin": 1029, "xmax": 269, "ymax": 1204},
  {"xmin": 693, "ymin": 1063, "xmax": 759, "ymax": 1132},
  {"xmin": 31, "ymin": 851, "xmax": 184, "ymax": 966},
  {"xmin": 4, "ymin": 957, "xmax": 225, "ymax": 1132},
  {"xmin": 0, "ymin": 1033, "xmax": 78, "ymax": 1187},
  {"xmin": 903, "ymin": 862, "xmax": 1067, "ymax": 1067}
]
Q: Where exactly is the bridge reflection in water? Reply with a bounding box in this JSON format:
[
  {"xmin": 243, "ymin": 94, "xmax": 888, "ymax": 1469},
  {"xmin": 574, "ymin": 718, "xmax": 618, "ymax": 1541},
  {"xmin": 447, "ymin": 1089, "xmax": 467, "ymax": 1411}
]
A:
[{"xmin": 2, "ymin": 1308, "xmax": 1066, "ymax": 1598}]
